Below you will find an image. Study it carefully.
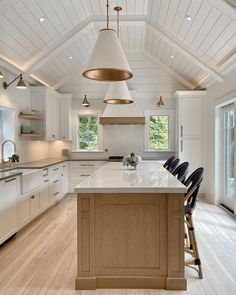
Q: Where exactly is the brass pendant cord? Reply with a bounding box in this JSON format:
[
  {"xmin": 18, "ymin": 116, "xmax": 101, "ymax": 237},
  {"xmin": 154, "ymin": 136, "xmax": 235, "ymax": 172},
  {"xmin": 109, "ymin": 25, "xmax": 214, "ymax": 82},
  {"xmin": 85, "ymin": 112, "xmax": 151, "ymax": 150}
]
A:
[
  {"xmin": 117, "ymin": 8, "xmax": 120, "ymax": 38},
  {"xmin": 106, "ymin": 0, "xmax": 109, "ymax": 29}
]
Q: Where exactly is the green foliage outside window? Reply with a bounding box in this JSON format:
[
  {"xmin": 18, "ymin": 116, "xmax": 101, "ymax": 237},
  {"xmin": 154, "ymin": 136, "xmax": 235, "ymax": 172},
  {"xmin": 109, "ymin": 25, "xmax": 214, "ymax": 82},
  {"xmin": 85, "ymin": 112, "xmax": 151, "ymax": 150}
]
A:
[
  {"xmin": 78, "ymin": 115, "xmax": 98, "ymax": 150},
  {"xmin": 149, "ymin": 115, "xmax": 169, "ymax": 150}
]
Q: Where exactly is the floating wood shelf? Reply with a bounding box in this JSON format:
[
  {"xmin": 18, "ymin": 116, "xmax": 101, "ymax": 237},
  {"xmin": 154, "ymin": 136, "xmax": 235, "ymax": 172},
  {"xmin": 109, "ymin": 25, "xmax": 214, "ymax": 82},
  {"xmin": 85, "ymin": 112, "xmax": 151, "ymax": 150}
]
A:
[
  {"xmin": 19, "ymin": 133, "xmax": 42, "ymax": 138},
  {"xmin": 19, "ymin": 114, "xmax": 42, "ymax": 120},
  {"xmin": 99, "ymin": 117, "xmax": 145, "ymax": 125}
]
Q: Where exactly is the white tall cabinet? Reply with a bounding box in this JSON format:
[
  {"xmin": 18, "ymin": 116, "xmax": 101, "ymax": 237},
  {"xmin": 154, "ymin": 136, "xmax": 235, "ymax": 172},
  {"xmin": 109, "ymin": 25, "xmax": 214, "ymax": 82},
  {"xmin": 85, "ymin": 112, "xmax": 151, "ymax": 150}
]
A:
[
  {"xmin": 175, "ymin": 91, "xmax": 206, "ymax": 174},
  {"xmin": 30, "ymin": 87, "xmax": 72, "ymax": 141}
]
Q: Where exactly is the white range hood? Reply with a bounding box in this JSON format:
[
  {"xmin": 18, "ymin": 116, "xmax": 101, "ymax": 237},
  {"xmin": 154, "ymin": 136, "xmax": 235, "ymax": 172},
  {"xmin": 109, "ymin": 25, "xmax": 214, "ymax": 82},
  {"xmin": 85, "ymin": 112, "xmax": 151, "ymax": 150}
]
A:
[{"xmin": 99, "ymin": 91, "xmax": 145, "ymax": 125}]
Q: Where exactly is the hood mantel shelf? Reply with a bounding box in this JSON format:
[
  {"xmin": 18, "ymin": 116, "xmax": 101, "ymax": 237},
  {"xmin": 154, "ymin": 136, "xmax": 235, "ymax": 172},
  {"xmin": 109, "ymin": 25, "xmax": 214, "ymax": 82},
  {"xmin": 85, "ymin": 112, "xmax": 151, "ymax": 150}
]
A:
[{"xmin": 99, "ymin": 117, "xmax": 145, "ymax": 125}]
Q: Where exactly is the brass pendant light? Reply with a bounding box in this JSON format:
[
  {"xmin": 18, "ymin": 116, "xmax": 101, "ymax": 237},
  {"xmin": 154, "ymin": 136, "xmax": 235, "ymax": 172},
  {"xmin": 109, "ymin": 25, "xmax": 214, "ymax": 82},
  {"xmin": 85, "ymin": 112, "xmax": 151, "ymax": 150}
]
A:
[
  {"xmin": 82, "ymin": 0, "xmax": 132, "ymax": 82},
  {"xmin": 157, "ymin": 96, "xmax": 164, "ymax": 107},
  {"xmin": 82, "ymin": 95, "xmax": 90, "ymax": 107},
  {"xmin": 3, "ymin": 74, "xmax": 27, "ymax": 89},
  {"xmin": 103, "ymin": 6, "xmax": 133, "ymax": 105}
]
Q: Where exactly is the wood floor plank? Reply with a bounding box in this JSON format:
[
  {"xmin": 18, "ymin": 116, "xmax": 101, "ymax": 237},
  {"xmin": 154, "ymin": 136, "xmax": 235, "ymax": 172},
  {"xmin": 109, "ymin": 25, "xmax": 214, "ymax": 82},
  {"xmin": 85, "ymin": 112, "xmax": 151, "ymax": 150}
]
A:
[{"xmin": 0, "ymin": 196, "xmax": 236, "ymax": 295}]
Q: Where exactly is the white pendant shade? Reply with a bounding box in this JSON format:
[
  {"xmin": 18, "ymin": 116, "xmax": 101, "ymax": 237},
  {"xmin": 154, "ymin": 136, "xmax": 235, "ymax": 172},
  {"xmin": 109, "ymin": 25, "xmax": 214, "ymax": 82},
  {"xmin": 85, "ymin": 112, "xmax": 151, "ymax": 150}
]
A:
[
  {"xmin": 104, "ymin": 81, "xmax": 133, "ymax": 104},
  {"xmin": 83, "ymin": 29, "xmax": 133, "ymax": 82}
]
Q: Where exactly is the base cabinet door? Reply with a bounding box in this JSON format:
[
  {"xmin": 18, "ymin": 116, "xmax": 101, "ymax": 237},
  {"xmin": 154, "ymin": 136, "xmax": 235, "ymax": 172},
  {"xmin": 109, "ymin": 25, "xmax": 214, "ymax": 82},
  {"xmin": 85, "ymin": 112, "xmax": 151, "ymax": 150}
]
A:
[
  {"xmin": 30, "ymin": 193, "xmax": 41, "ymax": 218},
  {"xmin": 40, "ymin": 179, "xmax": 50, "ymax": 211},
  {"xmin": 19, "ymin": 198, "xmax": 31, "ymax": 227},
  {"xmin": 0, "ymin": 177, "xmax": 19, "ymax": 244}
]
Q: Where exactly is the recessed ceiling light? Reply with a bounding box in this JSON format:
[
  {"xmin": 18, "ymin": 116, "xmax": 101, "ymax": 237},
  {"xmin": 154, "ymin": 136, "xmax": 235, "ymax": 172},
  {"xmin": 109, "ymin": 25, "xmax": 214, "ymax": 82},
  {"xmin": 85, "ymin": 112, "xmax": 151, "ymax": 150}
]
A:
[
  {"xmin": 39, "ymin": 17, "xmax": 45, "ymax": 23},
  {"xmin": 69, "ymin": 56, "xmax": 73, "ymax": 60},
  {"xmin": 186, "ymin": 15, "xmax": 192, "ymax": 21},
  {"xmin": 170, "ymin": 55, "xmax": 175, "ymax": 59}
]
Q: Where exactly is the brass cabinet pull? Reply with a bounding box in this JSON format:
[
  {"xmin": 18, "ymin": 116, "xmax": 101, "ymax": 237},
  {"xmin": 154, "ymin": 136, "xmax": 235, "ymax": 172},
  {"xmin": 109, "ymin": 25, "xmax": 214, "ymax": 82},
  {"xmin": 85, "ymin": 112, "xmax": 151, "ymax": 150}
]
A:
[
  {"xmin": 44, "ymin": 180, "xmax": 49, "ymax": 183},
  {"xmin": 53, "ymin": 168, "xmax": 59, "ymax": 171},
  {"xmin": 81, "ymin": 174, "xmax": 90, "ymax": 177},
  {"xmin": 31, "ymin": 195, "xmax": 35, "ymax": 199},
  {"xmin": 181, "ymin": 125, "xmax": 183, "ymax": 137},
  {"xmin": 181, "ymin": 140, "xmax": 183, "ymax": 152},
  {"xmin": 5, "ymin": 177, "xmax": 16, "ymax": 183},
  {"xmin": 54, "ymin": 192, "xmax": 59, "ymax": 196},
  {"xmin": 53, "ymin": 179, "xmax": 59, "ymax": 183},
  {"xmin": 80, "ymin": 164, "xmax": 94, "ymax": 167}
]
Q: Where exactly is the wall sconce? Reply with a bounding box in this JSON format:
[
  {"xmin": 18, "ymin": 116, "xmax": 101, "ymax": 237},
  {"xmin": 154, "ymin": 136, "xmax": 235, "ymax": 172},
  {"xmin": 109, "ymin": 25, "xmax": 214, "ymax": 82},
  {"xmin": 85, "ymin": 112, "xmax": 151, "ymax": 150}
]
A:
[
  {"xmin": 0, "ymin": 69, "xmax": 3, "ymax": 78},
  {"xmin": 157, "ymin": 96, "xmax": 164, "ymax": 107},
  {"xmin": 3, "ymin": 74, "xmax": 27, "ymax": 89},
  {"xmin": 82, "ymin": 95, "xmax": 90, "ymax": 107}
]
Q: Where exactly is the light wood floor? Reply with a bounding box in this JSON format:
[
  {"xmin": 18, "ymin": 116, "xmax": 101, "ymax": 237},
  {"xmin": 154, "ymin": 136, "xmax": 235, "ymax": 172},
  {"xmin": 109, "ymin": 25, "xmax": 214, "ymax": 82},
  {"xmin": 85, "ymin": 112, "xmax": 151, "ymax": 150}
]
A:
[{"xmin": 0, "ymin": 196, "xmax": 236, "ymax": 295}]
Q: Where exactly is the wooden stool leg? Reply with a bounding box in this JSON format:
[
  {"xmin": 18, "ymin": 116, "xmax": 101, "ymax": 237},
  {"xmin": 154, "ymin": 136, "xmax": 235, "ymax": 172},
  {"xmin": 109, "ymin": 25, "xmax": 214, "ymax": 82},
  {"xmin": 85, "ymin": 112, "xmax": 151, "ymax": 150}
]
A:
[{"xmin": 188, "ymin": 215, "xmax": 203, "ymax": 279}]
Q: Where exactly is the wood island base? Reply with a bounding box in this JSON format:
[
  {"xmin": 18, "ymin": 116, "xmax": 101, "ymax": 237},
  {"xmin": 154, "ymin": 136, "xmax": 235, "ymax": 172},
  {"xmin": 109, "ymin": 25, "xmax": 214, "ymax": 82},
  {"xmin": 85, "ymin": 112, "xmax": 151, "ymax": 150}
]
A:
[{"xmin": 76, "ymin": 193, "xmax": 187, "ymax": 291}]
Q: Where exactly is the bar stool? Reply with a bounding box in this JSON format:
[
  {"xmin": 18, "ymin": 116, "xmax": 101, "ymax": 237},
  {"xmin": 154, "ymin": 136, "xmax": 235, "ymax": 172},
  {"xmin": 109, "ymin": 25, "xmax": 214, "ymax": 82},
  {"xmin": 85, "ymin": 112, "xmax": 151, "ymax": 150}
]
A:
[
  {"xmin": 167, "ymin": 158, "xmax": 180, "ymax": 172},
  {"xmin": 172, "ymin": 162, "xmax": 189, "ymax": 183},
  {"xmin": 184, "ymin": 167, "xmax": 204, "ymax": 279},
  {"xmin": 163, "ymin": 156, "xmax": 175, "ymax": 168}
]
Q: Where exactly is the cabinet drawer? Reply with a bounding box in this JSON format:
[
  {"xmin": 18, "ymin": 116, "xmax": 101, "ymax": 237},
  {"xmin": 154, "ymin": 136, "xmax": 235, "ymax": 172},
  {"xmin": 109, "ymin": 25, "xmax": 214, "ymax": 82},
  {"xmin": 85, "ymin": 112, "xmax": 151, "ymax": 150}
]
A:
[{"xmin": 48, "ymin": 164, "xmax": 62, "ymax": 176}]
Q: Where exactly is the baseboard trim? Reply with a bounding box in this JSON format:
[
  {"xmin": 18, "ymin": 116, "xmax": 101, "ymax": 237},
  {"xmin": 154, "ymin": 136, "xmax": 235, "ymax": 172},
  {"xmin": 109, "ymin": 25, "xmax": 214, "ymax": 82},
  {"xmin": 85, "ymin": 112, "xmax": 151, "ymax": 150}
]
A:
[{"xmin": 75, "ymin": 276, "xmax": 186, "ymax": 290}]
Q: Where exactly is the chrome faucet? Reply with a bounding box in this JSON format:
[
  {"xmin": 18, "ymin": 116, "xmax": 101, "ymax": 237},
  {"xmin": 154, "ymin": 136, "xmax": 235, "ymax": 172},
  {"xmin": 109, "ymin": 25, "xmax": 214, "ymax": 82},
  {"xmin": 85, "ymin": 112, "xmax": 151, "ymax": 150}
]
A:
[{"xmin": 1, "ymin": 139, "xmax": 18, "ymax": 169}]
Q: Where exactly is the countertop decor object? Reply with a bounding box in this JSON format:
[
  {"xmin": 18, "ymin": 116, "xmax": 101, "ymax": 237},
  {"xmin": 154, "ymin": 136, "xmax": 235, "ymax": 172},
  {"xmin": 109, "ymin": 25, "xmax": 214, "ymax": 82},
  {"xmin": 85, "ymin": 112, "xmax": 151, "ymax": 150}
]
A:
[{"xmin": 123, "ymin": 152, "xmax": 141, "ymax": 169}]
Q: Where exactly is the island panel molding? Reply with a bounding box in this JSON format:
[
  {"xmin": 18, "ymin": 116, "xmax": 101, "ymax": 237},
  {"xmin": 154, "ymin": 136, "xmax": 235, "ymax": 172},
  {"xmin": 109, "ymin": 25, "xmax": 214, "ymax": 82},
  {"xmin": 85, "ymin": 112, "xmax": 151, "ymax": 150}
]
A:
[{"xmin": 75, "ymin": 192, "xmax": 186, "ymax": 290}]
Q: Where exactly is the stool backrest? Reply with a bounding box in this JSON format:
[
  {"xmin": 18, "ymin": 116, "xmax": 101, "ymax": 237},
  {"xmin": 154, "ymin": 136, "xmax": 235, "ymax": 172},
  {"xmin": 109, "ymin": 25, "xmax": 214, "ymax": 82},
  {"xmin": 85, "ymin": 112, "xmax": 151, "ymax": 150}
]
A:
[
  {"xmin": 184, "ymin": 167, "xmax": 204, "ymax": 212},
  {"xmin": 167, "ymin": 158, "xmax": 180, "ymax": 172},
  {"xmin": 163, "ymin": 156, "xmax": 175, "ymax": 168},
  {"xmin": 172, "ymin": 162, "xmax": 189, "ymax": 183}
]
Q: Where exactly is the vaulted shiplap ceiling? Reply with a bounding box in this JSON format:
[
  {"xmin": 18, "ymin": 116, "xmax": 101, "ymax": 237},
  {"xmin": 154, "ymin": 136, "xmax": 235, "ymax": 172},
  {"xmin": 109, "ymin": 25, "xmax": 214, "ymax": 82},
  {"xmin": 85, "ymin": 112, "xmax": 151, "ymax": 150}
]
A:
[{"xmin": 0, "ymin": 0, "xmax": 235, "ymax": 96}]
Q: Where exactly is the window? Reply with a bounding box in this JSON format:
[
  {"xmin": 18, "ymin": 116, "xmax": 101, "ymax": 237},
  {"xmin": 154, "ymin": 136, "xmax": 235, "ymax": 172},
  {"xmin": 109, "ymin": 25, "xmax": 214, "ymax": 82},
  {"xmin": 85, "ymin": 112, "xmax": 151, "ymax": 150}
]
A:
[
  {"xmin": 0, "ymin": 107, "xmax": 15, "ymax": 160},
  {"xmin": 145, "ymin": 110, "xmax": 175, "ymax": 151},
  {"xmin": 149, "ymin": 115, "xmax": 169, "ymax": 150},
  {"xmin": 78, "ymin": 115, "xmax": 99, "ymax": 151}
]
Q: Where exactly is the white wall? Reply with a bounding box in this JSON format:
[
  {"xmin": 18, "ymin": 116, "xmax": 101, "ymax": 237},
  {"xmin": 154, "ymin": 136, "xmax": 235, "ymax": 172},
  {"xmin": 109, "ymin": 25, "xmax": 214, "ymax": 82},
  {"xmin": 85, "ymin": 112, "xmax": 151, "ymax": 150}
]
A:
[
  {"xmin": 204, "ymin": 68, "xmax": 236, "ymax": 203},
  {"xmin": 69, "ymin": 95, "xmax": 178, "ymax": 160},
  {"xmin": 0, "ymin": 70, "xmax": 70, "ymax": 163}
]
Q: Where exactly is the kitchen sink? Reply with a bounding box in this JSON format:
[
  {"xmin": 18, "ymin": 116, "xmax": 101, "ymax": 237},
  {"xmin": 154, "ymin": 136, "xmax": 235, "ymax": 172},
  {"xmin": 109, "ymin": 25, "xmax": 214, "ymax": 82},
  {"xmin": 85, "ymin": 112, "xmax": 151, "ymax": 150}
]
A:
[{"xmin": 5, "ymin": 168, "xmax": 43, "ymax": 194}]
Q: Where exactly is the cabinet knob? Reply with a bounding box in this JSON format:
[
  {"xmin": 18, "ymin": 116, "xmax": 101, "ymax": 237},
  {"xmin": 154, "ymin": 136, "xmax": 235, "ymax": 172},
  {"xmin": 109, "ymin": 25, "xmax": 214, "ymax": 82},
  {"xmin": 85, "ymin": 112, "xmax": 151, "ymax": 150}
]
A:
[
  {"xmin": 52, "ymin": 134, "xmax": 55, "ymax": 138},
  {"xmin": 31, "ymin": 195, "xmax": 35, "ymax": 199}
]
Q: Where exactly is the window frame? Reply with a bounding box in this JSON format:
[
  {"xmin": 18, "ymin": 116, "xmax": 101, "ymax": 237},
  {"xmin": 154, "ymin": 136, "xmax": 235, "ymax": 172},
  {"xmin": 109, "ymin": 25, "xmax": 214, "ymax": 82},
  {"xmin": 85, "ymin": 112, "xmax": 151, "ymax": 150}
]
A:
[
  {"xmin": 75, "ymin": 112, "xmax": 103, "ymax": 152},
  {"xmin": 144, "ymin": 109, "xmax": 175, "ymax": 152}
]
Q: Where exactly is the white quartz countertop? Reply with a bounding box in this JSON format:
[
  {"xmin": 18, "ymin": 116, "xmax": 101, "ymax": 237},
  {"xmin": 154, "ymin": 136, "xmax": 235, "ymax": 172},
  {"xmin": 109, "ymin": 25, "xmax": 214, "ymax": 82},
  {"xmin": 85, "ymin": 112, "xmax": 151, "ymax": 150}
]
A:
[{"xmin": 75, "ymin": 161, "xmax": 187, "ymax": 194}]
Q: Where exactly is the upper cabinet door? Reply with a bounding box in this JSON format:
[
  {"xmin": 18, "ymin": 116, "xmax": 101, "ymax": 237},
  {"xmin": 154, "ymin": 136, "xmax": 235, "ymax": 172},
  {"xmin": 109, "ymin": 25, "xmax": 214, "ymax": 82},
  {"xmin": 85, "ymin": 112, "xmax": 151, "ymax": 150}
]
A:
[
  {"xmin": 180, "ymin": 96, "xmax": 203, "ymax": 138},
  {"xmin": 60, "ymin": 97, "xmax": 72, "ymax": 141},
  {"xmin": 46, "ymin": 94, "xmax": 60, "ymax": 140}
]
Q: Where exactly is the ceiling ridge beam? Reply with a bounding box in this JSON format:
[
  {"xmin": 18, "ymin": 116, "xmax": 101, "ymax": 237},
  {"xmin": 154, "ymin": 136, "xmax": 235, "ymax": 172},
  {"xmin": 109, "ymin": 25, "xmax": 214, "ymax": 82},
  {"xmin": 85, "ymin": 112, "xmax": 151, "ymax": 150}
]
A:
[
  {"xmin": 146, "ymin": 20, "xmax": 224, "ymax": 83},
  {"xmin": 143, "ymin": 51, "xmax": 195, "ymax": 90}
]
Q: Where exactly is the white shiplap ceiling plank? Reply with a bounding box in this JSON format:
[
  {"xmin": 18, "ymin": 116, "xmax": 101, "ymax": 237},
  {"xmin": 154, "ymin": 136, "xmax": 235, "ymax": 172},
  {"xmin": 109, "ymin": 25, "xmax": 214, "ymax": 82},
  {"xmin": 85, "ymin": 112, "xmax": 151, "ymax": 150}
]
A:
[
  {"xmin": 171, "ymin": 0, "xmax": 191, "ymax": 36},
  {"xmin": 149, "ymin": 0, "xmax": 161, "ymax": 21},
  {"xmin": 127, "ymin": 0, "xmax": 135, "ymax": 15},
  {"xmin": 178, "ymin": 0, "xmax": 203, "ymax": 41},
  {"xmin": 0, "ymin": 39, "xmax": 26, "ymax": 66},
  {"xmin": 213, "ymin": 34, "xmax": 236, "ymax": 63},
  {"xmin": 191, "ymin": 7, "xmax": 221, "ymax": 50},
  {"xmin": 60, "ymin": 0, "xmax": 80, "ymax": 27},
  {"xmin": 36, "ymin": 0, "xmax": 67, "ymax": 36},
  {"xmin": 4, "ymin": 7, "xmax": 46, "ymax": 49},
  {"xmin": 165, "ymin": 0, "xmax": 181, "ymax": 31},
  {"xmin": 206, "ymin": 21, "xmax": 236, "ymax": 62},
  {"xmin": 22, "ymin": 0, "xmax": 60, "ymax": 41},
  {"xmin": 49, "ymin": 0, "xmax": 74, "ymax": 32},
  {"xmin": 70, "ymin": 0, "xmax": 88, "ymax": 20},
  {"xmin": 159, "ymin": 0, "xmax": 171, "ymax": 27},
  {"xmin": 184, "ymin": 1, "xmax": 212, "ymax": 45},
  {"xmin": 198, "ymin": 14, "xmax": 231, "ymax": 55}
]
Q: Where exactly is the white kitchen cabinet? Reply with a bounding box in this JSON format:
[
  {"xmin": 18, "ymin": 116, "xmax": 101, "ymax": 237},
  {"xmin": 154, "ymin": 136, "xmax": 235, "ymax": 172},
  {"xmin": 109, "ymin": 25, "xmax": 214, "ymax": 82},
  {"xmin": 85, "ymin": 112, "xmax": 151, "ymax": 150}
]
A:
[
  {"xmin": 60, "ymin": 163, "xmax": 68, "ymax": 196},
  {"xmin": 0, "ymin": 177, "xmax": 19, "ymax": 245},
  {"xmin": 49, "ymin": 175, "xmax": 61, "ymax": 204},
  {"xmin": 30, "ymin": 87, "xmax": 72, "ymax": 141},
  {"xmin": 60, "ymin": 96, "xmax": 72, "ymax": 140},
  {"xmin": 19, "ymin": 197, "xmax": 31, "ymax": 227},
  {"xmin": 69, "ymin": 161, "xmax": 106, "ymax": 193},
  {"xmin": 175, "ymin": 91, "xmax": 206, "ymax": 174},
  {"xmin": 40, "ymin": 179, "xmax": 50, "ymax": 211},
  {"xmin": 30, "ymin": 192, "xmax": 41, "ymax": 218}
]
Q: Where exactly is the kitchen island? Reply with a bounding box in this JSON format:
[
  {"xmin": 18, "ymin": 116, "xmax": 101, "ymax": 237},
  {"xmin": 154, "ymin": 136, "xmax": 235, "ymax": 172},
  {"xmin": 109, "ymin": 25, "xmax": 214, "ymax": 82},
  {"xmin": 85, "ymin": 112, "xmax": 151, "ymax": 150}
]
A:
[{"xmin": 75, "ymin": 161, "xmax": 187, "ymax": 290}]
